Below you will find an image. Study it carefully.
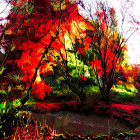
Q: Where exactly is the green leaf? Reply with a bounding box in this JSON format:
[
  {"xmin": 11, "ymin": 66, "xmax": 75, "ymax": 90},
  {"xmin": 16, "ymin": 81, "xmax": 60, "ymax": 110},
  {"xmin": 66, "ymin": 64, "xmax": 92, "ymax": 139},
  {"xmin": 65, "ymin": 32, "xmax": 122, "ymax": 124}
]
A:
[
  {"xmin": 0, "ymin": 103, "xmax": 5, "ymax": 110},
  {"xmin": 0, "ymin": 90, "xmax": 8, "ymax": 95},
  {"xmin": 27, "ymin": 5, "xmax": 34, "ymax": 14},
  {"xmin": 13, "ymin": 99, "xmax": 21, "ymax": 107}
]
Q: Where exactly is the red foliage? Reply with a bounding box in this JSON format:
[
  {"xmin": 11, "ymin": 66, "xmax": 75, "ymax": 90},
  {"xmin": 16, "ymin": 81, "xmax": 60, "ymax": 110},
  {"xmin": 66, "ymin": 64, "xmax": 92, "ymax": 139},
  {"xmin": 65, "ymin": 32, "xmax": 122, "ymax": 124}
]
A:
[
  {"xmin": 110, "ymin": 8, "xmax": 115, "ymax": 16},
  {"xmin": 36, "ymin": 102, "xmax": 62, "ymax": 111},
  {"xmin": 36, "ymin": 101, "xmax": 80, "ymax": 112},
  {"xmin": 84, "ymin": 37, "xmax": 92, "ymax": 50},
  {"xmin": 76, "ymin": 47, "xmax": 85, "ymax": 54},
  {"xmin": 4, "ymin": 0, "xmax": 78, "ymax": 100},
  {"xmin": 79, "ymin": 75, "xmax": 87, "ymax": 81},
  {"xmin": 90, "ymin": 60, "xmax": 103, "ymax": 77},
  {"xmin": 32, "ymin": 80, "xmax": 52, "ymax": 99},
  {"xmin": 111, "ymin": 103, "xmax": 140, "ymax": 114}
]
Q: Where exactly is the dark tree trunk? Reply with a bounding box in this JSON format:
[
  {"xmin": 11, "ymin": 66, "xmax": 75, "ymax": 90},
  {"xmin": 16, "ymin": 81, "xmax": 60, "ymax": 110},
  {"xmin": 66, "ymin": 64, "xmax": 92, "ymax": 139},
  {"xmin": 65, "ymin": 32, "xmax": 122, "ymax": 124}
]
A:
[
  {"xmin": 68, "ymin": 82, "xmax": 86, "ymax": 104},
  {"xmin": 79, "ymin": 92, "xmax": 86, "ymax": 104},
  {"xmin": 101, "ymin": 88, "xmax": 110, "ymax": 104}
]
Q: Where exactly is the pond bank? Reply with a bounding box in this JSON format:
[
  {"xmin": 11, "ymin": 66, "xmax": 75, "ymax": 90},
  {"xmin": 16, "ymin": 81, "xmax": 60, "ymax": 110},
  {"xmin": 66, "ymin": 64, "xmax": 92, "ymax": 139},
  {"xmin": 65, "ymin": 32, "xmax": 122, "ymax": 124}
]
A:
[{"xmin": 31, "ymin": 111, "xmax": 131, "ymax": 136}]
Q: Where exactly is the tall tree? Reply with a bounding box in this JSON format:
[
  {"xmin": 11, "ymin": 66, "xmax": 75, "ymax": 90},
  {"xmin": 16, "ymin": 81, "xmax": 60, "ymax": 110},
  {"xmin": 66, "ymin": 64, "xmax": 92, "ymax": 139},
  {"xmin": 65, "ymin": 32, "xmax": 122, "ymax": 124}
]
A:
[
  {"xmin": 54, "ymin": 0, "xmax": 138, "ymax": 104},
  {"xmin": 0, "ymin": 0, "xmax": 79, "ymax": 105},
  {"xmin": 76, "ymin": 0, "xmax": 138, "ymax": 103}
]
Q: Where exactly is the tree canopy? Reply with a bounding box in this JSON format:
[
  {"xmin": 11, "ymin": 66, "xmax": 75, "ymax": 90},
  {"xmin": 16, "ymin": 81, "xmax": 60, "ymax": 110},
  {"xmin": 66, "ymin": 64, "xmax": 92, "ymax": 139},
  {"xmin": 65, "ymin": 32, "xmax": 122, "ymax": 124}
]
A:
[{"xmin": 0, "ymin": 0, "xmax": 138, "ymax": 104}]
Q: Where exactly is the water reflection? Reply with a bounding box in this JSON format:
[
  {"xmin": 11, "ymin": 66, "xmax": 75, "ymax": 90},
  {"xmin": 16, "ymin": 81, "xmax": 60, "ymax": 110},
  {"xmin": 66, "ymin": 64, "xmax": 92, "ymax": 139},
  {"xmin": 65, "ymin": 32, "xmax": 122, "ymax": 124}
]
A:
[{"xmin": 32, "ymin": 111, "xmax": 131, "ymax": 136}]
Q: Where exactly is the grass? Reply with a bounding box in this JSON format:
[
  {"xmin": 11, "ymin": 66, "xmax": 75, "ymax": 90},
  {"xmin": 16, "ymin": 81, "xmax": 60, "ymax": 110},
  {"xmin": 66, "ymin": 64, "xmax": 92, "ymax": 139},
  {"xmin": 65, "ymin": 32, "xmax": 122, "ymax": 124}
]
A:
[{"xmin": 10, "ymin": 112, "xmax": 55, "ymax": 140}]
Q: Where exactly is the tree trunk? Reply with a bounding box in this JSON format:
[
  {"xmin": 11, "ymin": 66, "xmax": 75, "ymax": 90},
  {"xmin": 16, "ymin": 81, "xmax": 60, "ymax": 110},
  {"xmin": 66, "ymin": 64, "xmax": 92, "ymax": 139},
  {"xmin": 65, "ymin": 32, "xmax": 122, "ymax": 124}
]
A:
[
  {"xmin": 79, "ymin": 92, "xmax": 86, "ymax": 104},
  {"xmin": 67, "ymin": 81, "xmax": 86, "ymax": 104},
  {"xmin": 101, "ymin": 88, "xmax": 110, "ymax": 104},
  {"xmin": 20, "ymin": 91, "xmax": 30, "ymax": 105}
]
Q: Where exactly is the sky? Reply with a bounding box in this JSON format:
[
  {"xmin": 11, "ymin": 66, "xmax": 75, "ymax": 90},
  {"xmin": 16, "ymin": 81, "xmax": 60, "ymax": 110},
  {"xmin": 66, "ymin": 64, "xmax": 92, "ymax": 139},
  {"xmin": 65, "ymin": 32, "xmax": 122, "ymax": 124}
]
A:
[
  {"xmin": 0, "ymin": 1, "xmax": 11, "ymax": 24},
  {"xmin": 0, "ymin": 0, "xmax": 11, "ymax": 54},
  {"xmin": 0, "ymin": 0, "xmax": 140, "ymax": 64},
  {"xmin": 114, "ymin": 0, "xmax": 140, "ymax": 64},
  {"xmin": 78, "ymin": 0, "xmax": 140, "ymax": 64},
  {"xmin": 126, "ymin": 0, "xmax": 140, "ymax": 64}
]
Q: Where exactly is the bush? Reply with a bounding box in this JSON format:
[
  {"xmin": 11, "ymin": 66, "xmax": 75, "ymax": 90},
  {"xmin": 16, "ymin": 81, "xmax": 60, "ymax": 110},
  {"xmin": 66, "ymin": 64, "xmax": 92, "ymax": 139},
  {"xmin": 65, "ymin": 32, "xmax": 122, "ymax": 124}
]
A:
[{"xmin": 0, "ymin": 101, "xmax": 18, "ymax": 138}]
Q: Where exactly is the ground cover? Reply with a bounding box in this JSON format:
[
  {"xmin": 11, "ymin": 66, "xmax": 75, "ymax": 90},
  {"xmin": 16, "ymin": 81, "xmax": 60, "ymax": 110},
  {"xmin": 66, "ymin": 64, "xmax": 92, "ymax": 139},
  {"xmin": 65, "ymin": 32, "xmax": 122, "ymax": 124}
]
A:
[
  {"xmin": 21, "ymin": 100, "xmax": 140, "ymax": 139},
  {"xmin": 0, "ymin": 94, "xmax": 140, "ymax": 139}
]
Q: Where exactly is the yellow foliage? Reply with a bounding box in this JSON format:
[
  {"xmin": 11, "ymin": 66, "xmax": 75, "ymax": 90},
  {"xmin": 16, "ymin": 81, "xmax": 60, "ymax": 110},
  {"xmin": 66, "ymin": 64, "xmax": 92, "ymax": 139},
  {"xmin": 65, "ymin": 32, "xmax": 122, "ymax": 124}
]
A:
[
  {"xmin": 107, "ymin": 37, "xmax": 112, "ymax": 47},
  {"xmin": 5, "ymin": 29, "xmax": 12, "ymax": 35},
  {"xmin": 11, "ymin": 44, "xmax": 16, "ymax": 52},
  {"xmin": 125, "ymin": 84, "xmax": 134, "ymax": 90},
  {"xmin": 0, "ymin": 67, "xmax": 6, "ymax": 75},
  {"xmin": 78, "ymin": 21, "xmax": 87, "ymax": 31},
  {"xmin": 16, "ymin": 85, "xmax": 24, "ymax": 90},
  {"xmin": 35, "ymin": 70, "xmax": 41, "ymax": 83},
  {"xmin": 64, "ymin": 34, "xmax": 73, "ymax": 49},
  {"xmin": 8, "ymin": 85, "xmax": 11, "ymax": 92},
  {"xmin": 127, "ymin": 77, "xmax": 134, "ymax": 83},
  {"xmin": 71, "ymin": 21, "xmax": 86, "ymax": 39},
  {"xmin": 113, "ymin": 31, "xmax": 119, "ymax": 40},
  {"xmin": 106, "ymin": 27, "xmax": 111, "ymax": 37},
  {"xmin": 101, "ymin": 37, "xmax": 106, "ymax": 48},
  {"xmin": 127, "ymin": 64, "xmax": 133, "ymax": 71},
  {"xmin": 51, "ymin": 0, "xmax": 66, "ymax": 11}
]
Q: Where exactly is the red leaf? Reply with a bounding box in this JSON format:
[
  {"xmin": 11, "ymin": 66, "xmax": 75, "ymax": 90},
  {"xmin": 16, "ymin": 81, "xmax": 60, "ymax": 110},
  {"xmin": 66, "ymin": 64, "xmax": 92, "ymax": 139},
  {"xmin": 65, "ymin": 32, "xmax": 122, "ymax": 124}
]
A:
[{"xmin": 32, "ymin": 80, "xmax": 52, "ymax": 99}]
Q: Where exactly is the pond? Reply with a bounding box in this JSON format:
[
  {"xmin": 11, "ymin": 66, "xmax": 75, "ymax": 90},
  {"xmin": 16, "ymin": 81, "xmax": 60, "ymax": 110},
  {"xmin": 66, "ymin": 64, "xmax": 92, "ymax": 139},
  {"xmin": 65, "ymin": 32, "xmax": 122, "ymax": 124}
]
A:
[{"xmin": 31, "ymin": 111, "xmax": 131, "ymax": 136}]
